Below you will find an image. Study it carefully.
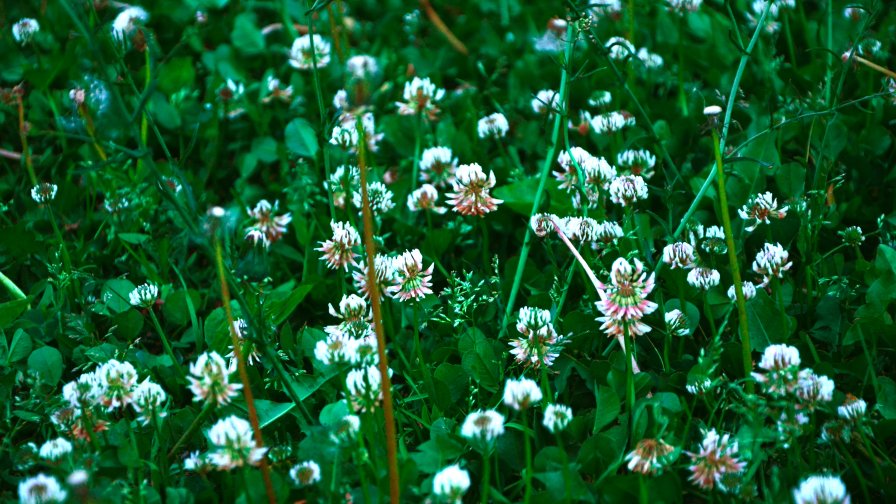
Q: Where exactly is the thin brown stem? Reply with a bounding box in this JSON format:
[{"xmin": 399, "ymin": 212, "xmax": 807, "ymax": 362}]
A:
[
  {"xmin": 419, "ymin": 0, "xmax": 469, "ymax": 55},
  {"xmin": 854, "ymin": 55, "xmax": 896, "ymax": 79},
  {"xmin": 16, "ymin": 90, "xmax": 37, "ymax": 186}
]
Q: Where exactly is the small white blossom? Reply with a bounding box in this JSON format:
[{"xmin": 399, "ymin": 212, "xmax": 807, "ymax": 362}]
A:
[
  {"xmin": 128, "ymin": 283, "xmax": 159, "ymax": 308},
  {"xmin": 532, "ymin": 89, "xmax": 559, "ymax": 114},
  {"xmin": 838, "ymin": 396, "xmax": 867, "ymax": 422},
  {"xmin": 18, "ymin": 474, "xmax": 66, "ymax": 504},
  {"xmin": 542, "ymin": 403, "xmax": 573, "ymax": 433},
  {"xmin": 188, "ymin": 351, "xmax": 241, "ymax": 406},
  {"xmin": 433, "ymin": 464, "xmax": 471, "ymax": 503},
  {"xmin": 609, "ymin": 175, "xmax": 648, "ymax": 206},
  {"xmin": 290, "ymin": 460, "xmax": 322, "ymax": 487},
  {"xmin": 460, "ymin": 409, "xmax": 505, "ymax": 443},
  {"xmin": 39, "ymin": 438, "xmax": 73, "ymax": 461},
  {"xmin": 346, "ymin": 55, "xmax": 378, "ymax": 79},
  {"xmin": 605, "ymin": 36, "xmax": 635, "ymax": 60},
  {"xmin": 112, "ymin": 7, "xmax": 149, "ymax": 42},
  {"xmin": 687, "ymin": 267, "xmax": 720, "ymax": 290},
  {"xmin": 396, "ymin": 76, "xmax": 445, "ymax": 118},
  {"xmin": 346, "ymin": 365, "xmax": 384, "ymax": 412},
  {"xmin": 477, "ymin": 112, "xmax": 509, "ymax": 139},
  {"xmin": 288, "ymin": 34, "xmax": 331, "ymax": 69},
  {"xmin": 502, "ymin": 377, "xmax": 542, "ymax": 410},
  {"xmin": 665, "ymin": 309, "xmax": 689, "ymax": 337},
  {"xmin": 207, "ymin": 416, "xmax": 267, "ymax": 470},
  {"xmin": 30, "ymin": 183, "xmax": 58, "ymax": 204},
  {"xmin": 663, "ymin": 242, "xmax": 696, "ymax": 269},
  {"xmin": 793, "ymin": 474, "xmax": 851, "ymax": 504},
  {"xmin": 727, "ymin": 282, "xmax": 757, "ymax": 301},
  {"xmin": 590, "ymin": 110, "xmax": 636, "ymax": 134},
  {"xmin": 12, "ymin": 18, "xmax": 40, "ymax": 44}
]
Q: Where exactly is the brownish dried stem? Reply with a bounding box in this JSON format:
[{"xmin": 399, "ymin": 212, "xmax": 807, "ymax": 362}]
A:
[
  {"xmin": 419, "ymin": 0, "xmax": 469, "ymax": 55},
  {"xmin": 357, "ymin": 119, "xmax": 401, "ymax": 503},
  {"xmin": 260, "ymin": 22, "xmax": 310, "ymax": 36},
  {"xmin": 16, "ymin": 92, "xmax": 37, "ymax": 186},
  {"xmin": 326, "ymin": 4, "xmax": 345, "ymax": 61},
  {"xmin": 854, "ymin": 55, "xmax": 896, "ymax": 80},
  {"xmin": 214, "ymin": 237, "xmax": 277, "ymax": 504},
  {"xmin": 0, "ymin": 148, "xmax": 22, "ymax": 161}
]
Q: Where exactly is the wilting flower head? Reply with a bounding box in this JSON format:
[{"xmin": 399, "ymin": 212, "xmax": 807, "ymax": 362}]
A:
[
  {"xmin": 39, "ymin": 438, "xmax": 73, "ymax": 461},
  {"xmin": 838, "ymin": 226, "xmax": 864, "ymax": 246},
  {"xmin": 668, "ymin": 0, "xmax": 704, "ymax": 14},
  {"xmin": 112, "ymin": 7, "xmax": 149, "ymax": 42},
  {"xmin": 503, "ymin": 377, "xmax": 543, "ymax": 410},
  {"xmin": 530, "ymin": 213, "xmax": 558, "ymax": 238},
  {"xmin": 419, "ymin": 146, "xmax": 458, "ymax": 188},
  {"xmin": 326, "ymin": 164, "xmax": 360, "ymax": 209},
  {"xmin": 460, "ymin": 409, "xmax": 505, "ymax": 443},
  {"xmin": 262, "ymin": 76, "xmax": 293, "ymax": 104},
  {"xmin": 207, "ymin": 415, "xmax": 267, "ymax": 470},
  {"xmin": 595, "ymin": 257, "xmax": 658, "ymax": 338},
  {"xmin": 562, "ymin": 217, "xmax": 603, "ymax": 243},
  {"xmin": 346, "ymin": 55, "xmax": 378, "ymax": 79},
  {"xmin": 128, "ymin": 283, "xmax": 158, "ymax": 308},
  {"xmin": 605, "ymin": 36, "xmax": 635, "ymax": 60},
  {"xmin": 96, "ymin": 359, "xmax": 138, "ymax": 410},
  {"xmin": 408, "ymin": 184, "xmax": 447, "ymax": 214},
  {"xmin": 542, "ymin": 403, "xmax": 573, "ymax": 433},
  {"xmin": 12, "ymin": 18, "xmax": 40, "ymax": 44},
  {"xmin": 752, "ymin": 242, "xmax": 792, "ymax": 285},
  {"xmin": 591, "ymin": 110, "xmax": 636, "ymax": 134},
  {"xmin": 617, "ymin": 149, "xmax": 656, "ymax": 179},
  {"xmin": 396, "ymin": 76, "xmax": 445, "ymax": 119},
  {"xmin": 838, "ymin": 395, "xmax": 867, "ymax": 422},
  {"xmin": 793, "ymin": 475, "xmax": 851, "ymax": 504},
  {"xmin": 245, "ymin": 199, "xmax": 292, "ymax": 248},
  {"xmin": 687, "ymin": 267, "xmax": 720, "ymax": 290},
  {"xmin": 626, "ymin": 438, "xmax": 676, "ymax": 475},
  {"xmin": 477, "ymin": 112, "xmax": 509, "ymax": 139},
  {"xmin": 225, "ymin": 319, "xmax": 261, "ymax": 367},
  {"xmin": 532, "ymin": 89, "xmax": 559, "ymax": 114},
  {"xmin": 290, "ymin": 460, "xmax": 322, "ymax": 487},
  {"xmin": 18, "ymin": 474, "xmax": 67, "ymax": 504},
  {"xmin": 752, "ymin": 344, "xmax": 801, "ymax": 396},
  {"xmin": 353, "ymin": 181, "xmax": 395, "ymax": 215},
  {"xmin": 353, "ymin": 253, "xmax": 396, "ymax": 301},
  {"xmin": 132, "ymin": 378, "xmax": 168, "ymax": 425},
  {"xmin": 795, "ymin": 369, "xmax": 834, "ymax": 411},
  {"xmin": 609, "ymin": 175, "xmax": 648, "ymax": 206},
  {"xmin": 30, "ymin": 183, "xmax": 58, "ymax": 204},
  {"xmin": 738, "ymin": 192, "xmax": 788, "ymax": 232},
  {"xmin": 727, "ymin": 281, "xmax": 757, "ymax": 301},
  {"xmin": 687, "ymin": 429, "xmax": 746, "ymax": 490},
  {"xmin": 288, "ymin": 34, "xmax": 331, "ymax": 69},
  {"xmin": 317, "ymin": 221, "xmax": 361, "ymax": 271},
  {"xmin": 188, "ymin": 351, "xmax": 241, "ymax": 405},
  {"xmin": 386, "ymin": 249, "xmax": 434, "ymax": 301},
  {"xmin": 665, "ymin": 309, "xmax": 689, "ymax": 337},
  {"xmin": 346, "ymin": 365, "xmax": 384, "ymax": 412},
  {"xmin": 511, "ymin": 307, "xmax": 565, "ymax": 369},
  {"xmin": 663, "ymin": 242, "xmax": 696, "ymax": 269},
  {"xmin": 447, "ymin": 163, "xmax": 503, "ymax": 216},
  {"xmin": 433, "ymin": 464, "xmax": 471, "ymax": 504}
]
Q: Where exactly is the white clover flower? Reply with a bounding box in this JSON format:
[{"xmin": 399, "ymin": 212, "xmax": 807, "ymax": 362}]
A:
[
  {"xmin": 314, "ymin": 331, "xmax": 358, "ymax": 366},
  {"xmin": 446, "ymin": 163, "xmax": 503, "ymax": 216},
  {"xmin": 12, "ymin": 18, "xmax": 40, "ymax": 44},
  {"xmin": 793, "ymin": 474, "xmax": 851, "ymax": 504},
  {"xmin": 532, "ymin": 89, "xmax": 559, "ymax": 114},
  {"xmin": 665, "ymin": 309, "xmax": 689, "ymax": 337},
  {"xmin": 686, "ymin": 376, "xmax": 712, "ymax": 395},
  {"xmin": 752, "ymin": 242, "xmax": 793, "ymax": 285},
  {"xmin": 290, "ymin": 460, "xmax": 322, "ymax": 487},
  {"xmin": 288, "ymin": 34, "xmax": 331, "ymax": 69},
  {"xmin": 97, "ymin": 359, "xmax": 138, "ymax": 410},
  {"xmin": 262, "ymin": 76, "xmax": 293, "ymax": 104},
  {"xmin": 188, "ymin": 351, "xmax": 241, "ymax": 406},
  {"xmin": 637, "ymin": 47, "xmax": 664, "ymax": 69},
  {"xmin": 352, "ymin": 181, "xmax": 395, "ymax": 215},
  {"xmin": 617, "ymin": 149, "xmax": 656, "ymax": 179},
  {"xmin": 317, "ymin": 220, "xmax": 361, "ymax": 271},
  {"xmin": 408, "ymin": 184, "xmax": 447, "ymax": 214},
  {"xmin": 795, "ymin": 369, "xmax": 834, "ymax": 409},
  {"xmin": 62, "ymin": 371, "xmax": 103, "ymax": 409},
  {"xmin": 758, "ymin": 344, "xmax": 801, "ymax": 371},
  {"xmin": 727, "ymin": 281, "xmax": 757, "ymax": 301},
  {"xmin": 703, "ymin": 105, "xmax": 723, "ymax": 117},
  {"xmin": 433, "ymin": 464, "xmax": 470, "ymax": 503},
  {"xmin": 687, "ymin": 267, "xmax": 720, "ymax": 290},
  {"xmin": 668, "ymin": 0, "xmax": 704, "ymax": 14},
  {"xmin": 132, "ymin": 378, "xmax": 168, "ymax": 425},
  {"xmin": 30, "ymin": 183, "xmax": 58, "ymax": 204},
  {"xmin": 626, "ymin": 438, "xmax": 676, "ymax": 475},
  {"xmin": 39, "ymin": 438, "xmax": 73, "ymax": 461},
  {"xmin": 511, "ymin": 307, "xmax": 565, "ymax": 369},
  {"xmin": 112, "ymin": 7, "xmax": 149, "ymax": 42},
  {"xmin": 396, "ymin": 76, "xmax": 445, "ymax": 118},
  {"xmin": 333, "ymin": 89, "xmax": 349, "ymax": 109},
  {"xmin": 687, "ymin": 429, "xmax": 746, "ymax": 490},
  {"xmin": 477, "ymin": 112, "xmax": 509, "ymax": 139},
  {"xmin": 18, "ymin": 474, "xmax": 67, "ymax": 504},
  {"xmin": 530, "ymin": 213, "xmax": 558, "ymax": 237},
  {"xmin": 128, "ymin": 283, "xmax": 158, "ymax": 308},
  {"xmin": 346, "ymin": 365, "xmax": 384, "ymax": 412},
  {"xmin": 590, "ymin": 110, "xmax": 636, "ymax": 134},
  {"xmin": 66, "ymin": 470, "xmax": 89, "ymax": 487},
  {"xmin": 502, "ymin": 377, "xmax": 543, "ymax": 410},
  {"xmin": 561, "ymin": 216, "xmax": 603, "ymax": 243},
  {"xmin": 752, "ymin": 344, "xmax": 801, "ymax": 396},
  {"xmin": 346, "ymin": 55, "xmax": 378, "ymax": 79},
  {"xmin": 738, "ymin": 192, "xmax": 788, "ymax": 232},
  {"xmin": 460, "ymin": 409, "xmax": 505, "ymax": 442},
  {"xmin": 542, "ymin": 403, "xmax": 573, "ymax": 433},
  {"xmin": 838, "ymin": 396, "xmax": 867, "ymax": 422},
  {"xmin": 331, "ymin": 414, "xmax": 361, "ymax": 443},
  {"xmin": 605, "ymin": 36, "xmax": 635, "ymax": 60},
  {"xmin": 594, "ymin": 221, "xmax": 624, "ymax": 244},
  {"xmin": 662, "ymin": 242, "xmax": 696, "ymax": 269},
  {"xmin": 419, "ymin": 146, "xmax": 458, "ymax": 188},
  {"xmin": 588, "ymin": 90, "xmax": 613, "ymax": 108},
  {"xmin": 207, "ymin": 415, "xmax": 267, "ymax": 470},
  {"xmin": 609, "ymin": 175, "xmax": 648, "ymax": 206}
]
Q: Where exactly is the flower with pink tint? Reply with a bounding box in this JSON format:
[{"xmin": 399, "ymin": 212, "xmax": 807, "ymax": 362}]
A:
[
  {"xmin": 352, "ymin": 253, "xmax": 395, "ymax": 300},
  {"xmin": 317, "ymin": 221, "xmax": 361, "ymax": 271},
  {"xmin": 419, "ymin": 146, "xmax": 458, "ymax": 188},
  {"xmin": 738, "ymin": 192, "xmax": 788, "ymax": 232},
  {"xmin": 446, "ymin": 163, "xmax": 503, "ymax": 216},
  {"xmin": 662, "ymin": 242, "xmax": 696, "ymax": 269},
  {"xmin": 386, "ymin": 249, "xmax": 434, "ymax": 301},
  {"xmin": 626, "ymin": 438, "xmax": 676, "ymax": 475},
  {"xmin": 245, "ymin": 199, "xmax": 292, "ymax": 248},
  {"xmin": 752, "ymin": 242, "xmax": 792, "ymax": 286},
  {"xmin": 188, "ymin": 351, "xmax": 242, "ymax": 406},
  {"xmin": 594, "ymin": 257, "xmax": 658, "ymax": 339},
  {"xmin": 407, "ymin": 184, "xmax": 447, "ymax": 214},
  {"xmin": 687, "ymin": 429, "xmax": 746, "ymax": 491},
  {"xmin": 510, "ymin": 307, "xmax": 566, "ymax": 369},
  {"xmin": 608, "ymin": 174, "xmax": 648, "ymax": 206}
]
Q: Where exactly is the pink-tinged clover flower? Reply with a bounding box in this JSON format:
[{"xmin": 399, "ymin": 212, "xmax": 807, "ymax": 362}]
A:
[
  {"xmin": 408, "ymin": 184, "xmax": 447, "ymax": 214},
  {"xmin": 738, "ymin": 192, "xmax": 788, "ymax": 232},
  {"xmin": 386, "ymin": 249, "xmax": 434, "ymax": 301},
  {"xmin": 446, "ymin": 163, "xmax": 503, "ymax": 216},
  {"xmin": 687, "ymin": 429, "xmax": 746, "ymax": 491},
  {"xmin": 395, "ymin": 76, "xmax": 445, "ymax": 119},
  {"xmin": 510, "ymin": 307, "xmax": 566, "ymax": 369},
  {"xmin": 352, "ymin": 253, "xmax": 396, "ymax": 301},
  {"xmin": 317, "ymin": 221, "xmax": 361, "ymax": 271},
  {"xmin": 626, "ymin": 438, "xmax": 676, "ymax": 475},
  {"xmin": 245, "ymin": 199, "xmax": 292, "ymax": 248},
  {"xmin": 662, "ymin": 242, "xmax": 696, "ymax": 269},
  {"xmin": 595, "ymin": 257, "xmax": 658, "ymax": 339},
  {"xmin": 188, "ymin": 351, "xmax": 242, "ymax": 406}
]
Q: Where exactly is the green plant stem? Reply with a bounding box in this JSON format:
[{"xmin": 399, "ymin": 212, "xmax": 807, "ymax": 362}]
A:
[
  {"xmin": 126, "ymin": 419, "xmax": 145, "ymax": 504},
  {"xmin": 782, "ymin": 12, "xmax": 798, "ymax": 68},
  {"xmin": 522, "ymin": 411, "xmax": 533, "ymax": 504},
  {"xmin": 411, "ymin": 112, "xmax": 423, "ymax": 194},
  {"xmin": 357, "ymin": 118, "xmax": 401, "ymax": 503},
  {"xmin": 677, "ymin": 16, "xmax": 688, "ymax": 117},
  {"xmin": 0, "ymin": 271, "xmax": 27, "ymax": 300},
  {"xmin": 481, "ymin": 451, "xmax": 491, "ymax": 504},
  {"xmin": 138, "ymin": 46, "xmax": 150, "ymax": 173},
  {"xmin": 502, "ymin": 23, "xmax": 575, "ymax": 336},
  {"xmin": 624, "ymin": 326, "xmax": 636, "ymax": 447},
  {"xmin": 167, "ymin": 401, "xmax": 215, "ymax": 458},
  {"xmin": 711, "ymin": 129, "xmax": 753, "ymax": 392},
  {"xmin": 148, "ymin": 310, "xmax": 185, "ymax": 381}
]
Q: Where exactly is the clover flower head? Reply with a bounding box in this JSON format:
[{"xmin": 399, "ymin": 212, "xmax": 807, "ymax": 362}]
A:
[
  {"xmin": 245, "ymin": 199, "xmax": 292, "ymax": 248},
  {"xmin": 727, "ymin": 281, "xmax": 757, "ymax": 301},
  {"xmin": 132, "ymin": 378, "xmax": 168, "ymax": 425},
  {"xmin": 18, "ymin": 474, "xmax": 66, "ymax": 504},
  {"xmin": 532, "ymin": 89, "xmax": 559, "ymax": 114},
  {"xmin": 605, "ymin": 36, "xmax": 635, "ymax": 60},
  {"xmin": 838, "ymin": 395, "xmax": 866, "ymax": 422},
  {"xmin": 665, "ymin": 309, "xmax": 689, "ymax": 337},
  {"xmin": 511, "ymin": 307, "xmax": 565, "ymax": 369},
  {"xmin": 562, "ymin": 216, "xmax": 603, "ymax": 243},
  {"xmin": 12, "ymin": 18, "xmax": 40, "ymax": 44},
  {"xmin": 591, "ymin": 110, "xmax": 636, "ymax": 134},
  {"xmin": 433, "ymin": 464, "xmax": 471, "ymax": 504},
  {"xmin": 447, "ymin": 163, "xmax": 503, "ymax": 216},
  {"xmin": 225, "ymin": 319, "xmax": 262, "ymax": 367},
  {"xmin": 752, "ymin": 344, "xmax": 801, "ymax": 395},
  {"xmin": 386, "ymin": 249, "xmax": 434, "ymax": 302},
  {"xmin": 31, "ymin": 183, "xmax": 58, "ymax": 204},
  {"xmin": 687, "ymin": 376, "xmax": 712, "ymax": 395},
  {"xmin": 262, "ymin": 76, "xmax": 293, "ymax": 104},
  {"xmin": 460, "ymin": 409, "xmax": 505, "ymax": 442},
  {"xmin": 609, "ymin": 175, "xmax": 648, "ymax": 206},
  {"xmin": 396, "ymin": 76, "xmax": 445, "ymax": 118},
  {"xmin": 290, "ymin": 461, "xmax": 322, "ymax": 487},
  {"xmin": 554, "ymin": 147, "xmax": 594, "ymax": 191},
  {"xmin": 662, "ymin": 242, "xmax": 696, "ymax": 269},
  {"xmin": 502, "ymin": 377, "xmax": 543, "ymax": 410},
  {"xmin": 39, "ymin": 438, "xmax": 73, "ymax": 461},
  {"xmin": 530, "ymin": 213, "xmax": 558, "ymax": 237},
  {"xmin": 288, "ymin": 34, "xmax": 331, "ymax": 69},
  {"xmin": 637, "ymin": 48, "xmax": 664, "ymax": 69},
  {"xmin": 419, "ymin": 146, "xmax": 458, "ymax": 188},
  {"xmin": 738, "ymin": 192, "xmax": 788, "ymax": 232},
  {"xmin": 346, "ymin": 365, "xmax": 384, "ymax": 412},
  {"xmin": 752, "ymin": 242, "xmax": 793, "ymax": 285},
  {"xmin": 542, "ymin": 403, "xmax": 573, "ymax": 433},
  {"xmin": 477, "ymin": 112, "xmax": 509, "ymax": 139},
  {"xmin": 626, "ymin": 438, "xmax": 676, "ymax": 475},
  {"xmin": 188, "ymin": 351, "xmax": 241, "ymax": 405},
  {"xmin": 687, "ymin": 429, "xmax": 746, "ymax": 491},
  {"xmin": 617, "ymin": 149, "xmax": 657, "ymax": 179},
  {"xmin": 795, "ymin": 369, "xmax": 834, "ymax": 410},
  {"xmin": 112, "ymin": 7, "xmax": 149, "ymax": 42},
  {"xmin": 346, "ymin": 55, "xmax": 378, "ymax": 79},
  {"xmin": 793, "ymin": 475, "xmax": 851, "ymax": 504},
  {"xmin": 207, "ymin": 415, "xmax": 267, "ymax": 470},
  {"xmin": 326, "ymin": 164, "xmax": 360, "ymax": 208},
  {"xmin": 97, "ymin": 359, "xmax": 139, "ymax": 410},
  {"xmin": 408, "ymin": 184, "xmax": 447, "ymax": 214},
  {"xmin": 314, "ymin": 331, "xmax": 358, "ymax": 366},
  {"xmin": 687, "ymin": 267, "xmax": 720, "ymax": 290},
  {"xmin": 595, "ymin": 257, "xmax": 658, "ymax": 338},
  {"xmin": 595, "ymin": 221, "xmax": 624, "ymax": 244},
  {"xmin": 330, "ymin": 414, "xmax": 361, "ymax": 443},
  {"xmin": 317, "ymin": 221, "xmax": 361, "ymax": 271},
  {"xmin": 128, "ymin": 283, "xmax": 159, "ymax": 308},
  {"xmin": 352, "ymin": 253, "xmax": 396, "ymax": 301},
  {"xmin": 353, "ymin": 181, "xmax": 395, "ymax": 215}
]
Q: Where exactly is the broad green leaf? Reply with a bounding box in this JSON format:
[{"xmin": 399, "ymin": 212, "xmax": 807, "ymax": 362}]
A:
[
  {"xmin": 28, "ymin": 346, "xmax": 63, "ymax": 386},
  {"xmin": 5, "ymin": 328, "xmax": 32, "ymax": 365},
  {"xmin": 0, "ymin": 297, "xmax": 30, "ymax": 329},
  {"xmin": 285, "ymin": 118, "xmax": 319, "ymax": 158}
]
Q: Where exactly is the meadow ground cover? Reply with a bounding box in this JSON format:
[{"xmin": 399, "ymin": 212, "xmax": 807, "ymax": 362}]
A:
[{"xmin": 1, "ymin": 0, "xmax": 896, "ymax": 502}]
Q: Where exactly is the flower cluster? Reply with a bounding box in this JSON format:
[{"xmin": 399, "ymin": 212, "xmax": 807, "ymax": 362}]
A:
[
  {"xmin": 245, "ymin": 199, "xmax": 292, "ymax": 248},
  {"xmin": 595, "ymin": 257, "xmax": 658, "ymax": 339},
  {"xmin": 317, "ymin": 221, "xmax": 361, "ymax": 270},
  {"xmin": 510, "ymin": 307, "xmax": 566, "ymax": 369},
  {"xmin": 738, "ymin": 192, "xmax": 788, "ymax": 232},
  {"xmin": 396, "ymin": 76, "xmax": 445, "ymax": 119},
  {"xmin": 687, "ymin": 429, "xmax": 746, "ymax": 491},
  {"xmin": 446, "ymin": 163, "xmax": 503, "ymax": 216},
  {"xmin": 188, "ymin": 351, "xmax": 241, "ymax": 405},
  {"xmin": 477, "ymin": 112, "xmax": 509, "ymax": 139},
  {"xmin": 206, "ymin": 415, "xmax": 267, "ymax": 470},
  {"xmin": 626, "ymin": 438, "xmax": 676, "ymax": 475}
]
